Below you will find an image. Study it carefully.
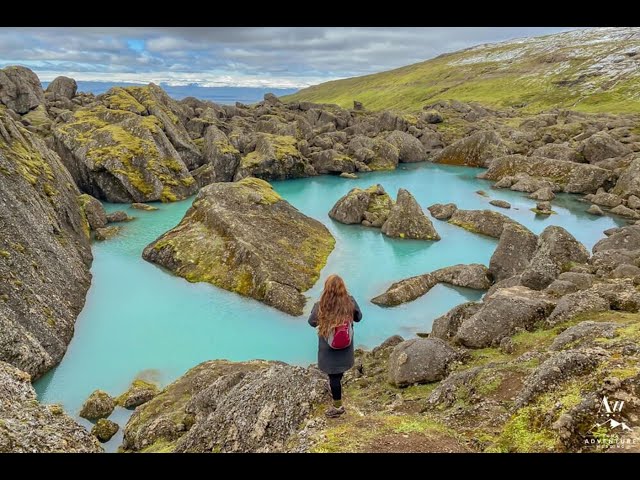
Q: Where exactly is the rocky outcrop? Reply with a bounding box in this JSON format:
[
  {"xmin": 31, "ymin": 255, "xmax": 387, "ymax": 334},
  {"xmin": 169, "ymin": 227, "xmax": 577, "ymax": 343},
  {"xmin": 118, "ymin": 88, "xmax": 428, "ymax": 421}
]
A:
[
  {"xmin": 381, "ymin": 189, "xmax": 440, "ymax": 240},
  {"xmin": 329, "ymin": 184, "xmax": 393, "ymax": 226},
  {"xmin": 235, "ymin": 133, "xmax": 315, "ymax": 180},
  {"xmin": 0, "ymin": 66, "xmax": 44, "ymax": 114},
  {"xmin": 53, "ymin": 85, "xmax": 200, "ymax": 203},
  {"xmin": 117, "ymin": 379, "xmax": 160, "ymax": 409},
  {"xmin": 387, "ymin": 338, "xmax": 459, "ymax": 387},
  {"xmin": 455, "ymin": 286, "xmax": 556, "ymax": 348},
  {"xmin": 434, "ymin": 130, "xmax": 507, "ymax": 167},
  {"xmin": 201, "ymin": 126, "xmax": 241, "ymax": 183},
  {"xmin": 428, "ymin": 203, "xmax": 458, "ymax": 220},
  {"xmin": 122, "ymin": 360, "xmax": 327, "ymax": 453},
  {"xmin": 79, "ymin": 390, "xmax": 116, "ymax": 420},
  {"xmin": 0, "ymin": 107, "xmax": 92, "ymax": 378},
  {"xmin": 481, "ymin": 155, "xmax": 616, "ymax": 194},
  {"xmin": 520, "ymin": 226, "xmax": 590, "ymax": 290},
  {"xmin": 0, "ymin": 361, "xmax": 102, "ymax": 452},
  {"xmin": 489, "ymin": 223, "xmax": 538, "ymax": 283},
  {"xmin": 143, "ymin": 178, "xmax": 334, "ymax": 316},
  {"xmin": 371, "ymin": 264, "xmax": 491, "ymax": 307},
  {"xmin": 448, "ymin": 209, "xmax": 519, "ymax": 238},
  {"xmin": 45, "ymin": 76, "xmax": 77, "ymax": 101}
]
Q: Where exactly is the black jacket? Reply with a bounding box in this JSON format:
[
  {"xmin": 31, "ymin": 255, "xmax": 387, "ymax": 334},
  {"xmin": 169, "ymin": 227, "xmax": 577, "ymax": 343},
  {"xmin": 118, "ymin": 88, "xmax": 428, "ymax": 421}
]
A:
[{"xmin": 307, "ymin": 295, "xmax": 362, "ymax": 374}]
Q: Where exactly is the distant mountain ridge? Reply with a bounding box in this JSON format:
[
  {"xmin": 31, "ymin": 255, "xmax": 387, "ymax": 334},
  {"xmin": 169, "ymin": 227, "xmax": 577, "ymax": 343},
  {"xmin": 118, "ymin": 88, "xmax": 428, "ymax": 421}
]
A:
[{"xmin": 285, "ymin": 28, "xmax": 640, "ymax": 114}]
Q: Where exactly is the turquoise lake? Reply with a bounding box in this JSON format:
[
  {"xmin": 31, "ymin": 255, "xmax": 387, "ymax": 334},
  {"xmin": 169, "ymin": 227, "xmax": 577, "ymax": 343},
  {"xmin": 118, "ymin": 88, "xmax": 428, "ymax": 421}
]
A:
[{"xmin": 35, "ymin": 163, "xmax": 624, "ymax": 450}]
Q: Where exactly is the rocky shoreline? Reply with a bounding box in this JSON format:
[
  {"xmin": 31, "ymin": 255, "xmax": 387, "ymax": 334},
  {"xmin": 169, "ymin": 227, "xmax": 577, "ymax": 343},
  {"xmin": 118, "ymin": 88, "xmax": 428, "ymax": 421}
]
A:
[{"xmin": 1, "ymin": 64, "xmax": 640, "ymax": 452}]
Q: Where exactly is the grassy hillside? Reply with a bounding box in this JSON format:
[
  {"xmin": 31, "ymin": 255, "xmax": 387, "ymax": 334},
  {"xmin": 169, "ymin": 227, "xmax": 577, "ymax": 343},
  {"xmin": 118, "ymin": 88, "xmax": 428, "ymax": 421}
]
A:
[{"xmin": 285, "ymin": 28, "xmax": 640, "ymax": 114}]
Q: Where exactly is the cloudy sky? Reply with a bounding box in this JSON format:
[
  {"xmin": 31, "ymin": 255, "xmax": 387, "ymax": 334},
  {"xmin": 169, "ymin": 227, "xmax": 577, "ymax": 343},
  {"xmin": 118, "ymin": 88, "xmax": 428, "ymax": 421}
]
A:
[{"xmin": 0, "ymin": 27, "xmax": 577, "ymax": 88}]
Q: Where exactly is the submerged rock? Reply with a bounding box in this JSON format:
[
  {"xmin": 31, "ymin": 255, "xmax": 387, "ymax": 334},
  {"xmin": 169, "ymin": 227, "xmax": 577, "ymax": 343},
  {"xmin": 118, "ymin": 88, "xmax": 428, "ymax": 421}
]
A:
[
  {"xmin": 371, "ymin": 264, "xmax": 491, "ymax": 307},
  {"xmin": 122, "ymin": 360, "xmax": 327, "ymax": 453},
  {"xmin": 387, "ymin": 338, "xmax": 459, "ymax": 387},
  {"xmin": 381, "ymin": 189, "xmax": 440, "ymax": 240},
  {"xmin": 448, "ymin": 209, "xmax": 519, "ymax": 238},
  {"xmin": 79, "ymin": 390, "xmax": 116, "ymax": 420},
  {"xmin": 489, "ymin": 199, "xmax": 511, "ymax": 209},
  {"xmin": 0, "ymin": 361, "xmax": 102, "ymax": 452},
  {"xmin": 91, "ymin": 419, "xmax": 119, "ymax": 443},
  {"xmin": 587, "ymin": 205, "xmax": 604, "ymax": 216},
  {"xmin": 329, "ymin": 184, "xmax": 394, "ymax": 226},
  {"xmin": 143, "ymin": 178, "xmax": 335, "ymax": 316},
  {"xmin": 0, "ymin": 107, "xmax": 92, "ymax": 378},
  {"xmin": 131, "ymin": 203, "xmax": 158, "ymax": 211}
]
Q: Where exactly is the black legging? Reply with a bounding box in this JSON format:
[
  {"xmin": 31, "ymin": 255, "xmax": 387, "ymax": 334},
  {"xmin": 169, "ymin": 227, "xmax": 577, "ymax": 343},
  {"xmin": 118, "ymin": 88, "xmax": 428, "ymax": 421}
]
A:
[{"xmin": 328, "ymin": 373, "xmax": 343, "ymax": 401}]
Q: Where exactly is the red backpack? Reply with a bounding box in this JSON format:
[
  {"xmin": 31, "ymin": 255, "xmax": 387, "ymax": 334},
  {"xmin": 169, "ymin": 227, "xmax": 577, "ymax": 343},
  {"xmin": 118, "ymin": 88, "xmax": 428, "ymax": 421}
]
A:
[{"xmin": 327, "ymin": 319, "xmax": 353, "ymax": 349}]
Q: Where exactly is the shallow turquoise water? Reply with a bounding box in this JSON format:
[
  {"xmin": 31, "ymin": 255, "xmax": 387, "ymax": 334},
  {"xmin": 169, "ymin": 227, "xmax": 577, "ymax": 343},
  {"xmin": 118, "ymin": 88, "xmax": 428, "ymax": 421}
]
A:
[{"xmin": 35, "ymin": 163, "xmax": 623, "ymax": 450}]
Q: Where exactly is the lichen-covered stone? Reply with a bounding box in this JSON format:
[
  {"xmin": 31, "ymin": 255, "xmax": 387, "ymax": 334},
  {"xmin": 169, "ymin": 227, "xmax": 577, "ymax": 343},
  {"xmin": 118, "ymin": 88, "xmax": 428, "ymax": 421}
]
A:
[
  {"xmin": 430, "ymin": 302, "xmax": 482, "ymax": 341},
  {"xmin": 385, "ymin": 130, "xmax": 426, "ymax": 163},
  {"xmin": 106, "ymin": 211, "xmax": 133, "ymax": 223},
  {"xmin": 427, "ymin": 203, "xmax": 457, "ymax": 220},
  {"xmin": 201, "ymin": 125, "xmax": 241, "ymax": 183},
  {"xmin": 0, "ymin": 361, "xmax": 102, "ymax": 452},
  {"xmin": 79, "ymin": 390, "xmax": 115, "ymax": 420},
  {"xmin": 117, "ymin": 379, "xmax": 160, "ymax": 409},
  {"xmin": 78, "ymin": 193, "xmax": 107, "ymax": 230},
  {"xmin": 612, "ymin": 157, "xmax": 640, "ymax": 198},
  {"xmin": 448, "ymin": 209, "xmax": 520, "ymax": 238},
  {"xmin": 91, "ymin": 418, "xmax": 119, "ymax": 443},
  {"xmin": 94, "ymin": 226, "xmax": 121, "ymax": 241},
  {"xmin": 0, "ymin": 107, "xmax": 92, "ymax": 378},
  {"xmin": 131, "ymin": 203, "xmax": 158, "ymax": 211},
  {"xmin": 580, "ymin": 131, "xmax": 631, "ymax": 164},
  {"xmin": 122, "ymin": 360, "xmax": 327, "ymax": 453},
  {"xmin": 434, "ymin": 130, "xmax": 507, "ymax": 167},
  {"xmin": 143, "ymin": 178, "xmax": 335, "ymax": 316},
  {"xmin": 381, "ymin": 189, "xmax": 440, "ymax": 240},
  {"xmin": 489, "ymin": 223, "xmax": 538, "ymax": 283},
  {"xmin": 0, "ymin": 66, "xmax": 44, "ymax": 114},
  {"xmin": 489, "ymin": 199, "xmax": 511, "ymax": 209},
  {"xmin": 329, "ymin": 184, "xmax": 394, "ymax": 226}
]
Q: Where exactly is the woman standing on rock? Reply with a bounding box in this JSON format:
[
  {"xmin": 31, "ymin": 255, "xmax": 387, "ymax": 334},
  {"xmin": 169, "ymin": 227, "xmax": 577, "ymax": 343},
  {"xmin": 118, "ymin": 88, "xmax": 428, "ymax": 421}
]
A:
[{"xmin": 308, "ymin": 274, "xmax": 362, "ymax": 418}]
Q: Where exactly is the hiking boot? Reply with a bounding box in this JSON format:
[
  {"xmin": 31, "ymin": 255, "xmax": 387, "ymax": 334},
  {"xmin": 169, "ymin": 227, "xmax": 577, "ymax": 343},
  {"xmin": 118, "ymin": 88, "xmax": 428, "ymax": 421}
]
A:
[{"xmin": 325, "ymin": 405, "xmax": 345, "ymax": 418}]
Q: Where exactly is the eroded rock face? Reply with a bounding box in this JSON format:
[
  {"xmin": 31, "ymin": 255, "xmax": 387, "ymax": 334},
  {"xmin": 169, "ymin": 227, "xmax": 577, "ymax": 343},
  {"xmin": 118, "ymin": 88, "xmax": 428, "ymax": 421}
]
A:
[
  {"xmin": 387, "ymin": 338, "xmax": 459, "ymax": 387},
  {"xmin": 0, "ymin": 66, "xmax": 44, "ymax": 114},
  {"xmin": 448, "ymin": 209, "xmax": 520, "ymax": 239},
  {"xmin": 381, "ymin": 189, "xmax": 440, "ymax": 240},
  {"xmin": 489, "ymin": 223, "xmax": 538, "ymax": 283},
  {"xmin": 143, "ymin": 178, "xmax": 335, "ymax": 316},
  {"xmin": 122, "ymin": 360, "xmax": 328, "ymax": 453},
  {"xmin": 481, "ymin": 155, "xmax": 616, "ymax": 194},
  {"xmin": 0, "ymin": 361, "xmax": 102, "ymax": 453},
  {"xmin": 434, "ymin": 130, "xmax": 507, "ymax": 167},
  {"xmin": 0, "ymin": 107, "xmax": 92, "ymax": 379},
  {"xmin": 371, "ymin": 264, "xmax": 491, "ymax": 307},
  {"xmin": 53, "ymin": 85, "xmax": 200, "ymax": 203},
  {"xmin": 455, "ymin": 286, "xmax": 556, "ymax": 348}
]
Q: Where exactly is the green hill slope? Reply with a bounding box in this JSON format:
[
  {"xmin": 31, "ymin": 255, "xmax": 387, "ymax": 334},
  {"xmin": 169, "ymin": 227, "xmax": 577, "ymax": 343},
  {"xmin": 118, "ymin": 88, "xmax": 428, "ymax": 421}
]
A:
[{"xmin": 285, "ymin": 28, "xmax": 640, "ymax": 114}]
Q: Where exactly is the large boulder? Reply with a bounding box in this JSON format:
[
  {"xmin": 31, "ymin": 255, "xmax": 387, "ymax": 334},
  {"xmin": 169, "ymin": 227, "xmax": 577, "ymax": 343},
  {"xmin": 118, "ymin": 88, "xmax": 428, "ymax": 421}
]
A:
[
  {"xmin": 371, "ymin": 264, "xmax": 491, "ymax": 307},
  {"xmin": 520, "ymin": 226, "xmax": 590, "ymax": 290},
  {"xmin": 381, "ymin": 189, "xmax": 440, "ymax": 240},
  {"xmin": 580, "ymin": 132, "xmax": 631, "ymax": 164},
  {"xmin": 549, "ymin": 321, "xmax": 618, "ymax": 351},
  {"xmin": 385, "ymin": 130, "xmax": 426, "ymax": 163},
  {"xmin": 387, "ymin": 338, "xmax": 459, "ymax": 387},
  {"xmin": 481, "ymin": 154, "xmax": 616, "ymax": 194},
  {"xmin": 201, "ymin": 126, "xmax": 241, "ymax": 183},
  {"xmin": 592, "ymin": 225, "xmax": 640, "ymax": 253},
  {"xmin": 430, "ymin": 302, "xmax": 482, "ymax": 341},
  {"xmin": 369, "ymin": 138, "xmax": 399, "ymax": 171},
  {"xmin": 0, "ymin": 107, "xmax": 92, "ymax": 378},
  {"xmin": 0, "ymin": 361, "xmax": 102, "ymax": 452},
  {"xmin": 545, "ymin": 289, "xmax": 611, "ymax": 326},
  {"xmin": 434, "ymin": 130, "xmax": 507, "ymax": 167},
  {"xmin": 117, "ymin": 379, "xmax": 160, "ymax": 409},
  {"xmin": 532, "ymin": 143, "xmax": 584, "ymax": 163},
  {"xmin": 309, "ymin": 149, "xmax": 356, "ymax": 174},
  {"xmin": 612, "ymin": 157, "xmax": 640, "ymax": 198},
  {"xmin": 489, "ymin": 223, "xmax": 538, "ymax": 282},
  {"xmin": 585, "ymin": 188, "xmax": 623, "ymax": 208},
  {"xmin": 45, "ymin": 76, "xmax": 77, "ymax": 101},
  {"xmin": 448, "ymin": 209, "xmax": 520, "ymax": 238},
  {"xmin": 91, "ymin": 419, "xmax": 119, "ymax": 443},
  {"xmin": 143, "ymin": 178, "xmax": 335, "ymax": 316},
  {"xmin": 455, "ymin": 286, "xmax": 556, "ymax": 348},
  {"xmin": 235, "ymin": 133, "xmax": 314, "ymax": 180},
  {"xmin": 122, "ymin": 360, "xmax": 327, "ymax": 453},
  {"xmin": 329, "ymin": 184, "xmax": 393, "ymax": 227},
  {"xmin": 0, "ymin": 66, "xmax": 44, "ymax": 114},
  {"xmin": 428, "ymin": 203, "xmax": 458, "ymax": 220},
  {"xmin": 54, "ymin": 86, "xmax": 200, "ymax": 202}
]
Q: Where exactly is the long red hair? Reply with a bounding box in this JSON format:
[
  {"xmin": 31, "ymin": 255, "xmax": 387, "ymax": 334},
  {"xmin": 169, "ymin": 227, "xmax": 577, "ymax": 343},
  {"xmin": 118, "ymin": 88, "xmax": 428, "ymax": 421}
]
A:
[{"xmin": 317, "ymin": 274, "xmax": 354, "ymax": 338}]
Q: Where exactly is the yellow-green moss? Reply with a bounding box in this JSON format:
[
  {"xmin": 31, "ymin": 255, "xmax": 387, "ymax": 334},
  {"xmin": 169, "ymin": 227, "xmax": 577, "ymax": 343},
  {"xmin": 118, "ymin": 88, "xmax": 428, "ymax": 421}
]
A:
[
  {"xmin": 139, "ymin": 438, "xmax": 177, "ymax": 453},
  {"xmin": 160, "ymin": 187, "xmax": 178, "ymax": 203},
  {"xmin": 0, "ymin": 250, "xmax": 10, "ymax": 258},
  {"xmin": 237, "ymin": 177, "xmax": 282, "ymax": 205},
  {"xmin": 103, "ymin": 87, "xmax": 147, "ymax": 115},
  {"xmin": 215, "ymin": 140, "xmax": 240, "ymax": 156}
]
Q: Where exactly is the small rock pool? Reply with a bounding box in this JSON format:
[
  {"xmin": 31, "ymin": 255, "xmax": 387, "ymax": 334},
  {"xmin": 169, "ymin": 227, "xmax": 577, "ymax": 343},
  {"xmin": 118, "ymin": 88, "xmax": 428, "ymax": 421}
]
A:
[{"xmin": 34, "ymin": 163, "xmax": 623, "ymax": 451}]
